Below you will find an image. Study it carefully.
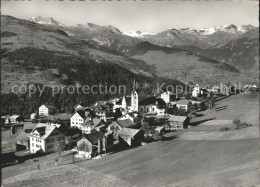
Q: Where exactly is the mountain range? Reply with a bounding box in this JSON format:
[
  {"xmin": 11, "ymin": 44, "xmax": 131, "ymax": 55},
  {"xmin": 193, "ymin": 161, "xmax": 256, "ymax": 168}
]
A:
[{"xmin": 1, "ymin": 15, "xmax": 258, "ymax": 94}]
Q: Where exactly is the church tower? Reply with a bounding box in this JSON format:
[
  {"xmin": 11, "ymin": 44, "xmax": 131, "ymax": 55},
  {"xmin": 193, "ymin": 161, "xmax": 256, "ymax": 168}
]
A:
[{"xmin": 131, "ymin": 79, "xmax": 139, "ymax": 112}]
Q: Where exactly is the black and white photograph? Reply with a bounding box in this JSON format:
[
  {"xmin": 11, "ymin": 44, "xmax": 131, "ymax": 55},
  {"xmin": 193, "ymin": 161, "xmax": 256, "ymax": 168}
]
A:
[{"xmin": 1, "ymin": 0, "xmax": 259, "ymax": 186}]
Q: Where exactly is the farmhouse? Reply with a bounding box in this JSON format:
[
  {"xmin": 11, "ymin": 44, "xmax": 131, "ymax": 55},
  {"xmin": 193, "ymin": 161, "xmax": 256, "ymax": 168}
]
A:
[
  {"xmin": 28, "ymin": 123, "xmax": 66, "ymax": 154},
  {"xmin": 70, "ymin": 110, "xmax": 92, "ymax": 130},
  {"xmin": 76, "ymin": 131, "xmax": 105, "ymax": 159},
  {"xmin": 166, "ymin": 115, "xmax": 189, "ymax": 130},
  {"xmin": 39, "ymin": 104, "xmax": 56, "ymax": 116}
]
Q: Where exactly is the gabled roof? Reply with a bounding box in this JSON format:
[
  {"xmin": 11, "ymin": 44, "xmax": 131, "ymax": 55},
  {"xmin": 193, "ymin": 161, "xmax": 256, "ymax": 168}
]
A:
[
  {"xmin": 176, "ymin": 100, "xmax": 190, "ymax": 105},
  {"xmin": 119, "ymin": 128, "xmax": 140, "ymax": 138},
  {"xmin": 115, "ymin": 119, "xmax": 136, "ymax": 128},
  {"xmin": 1, "ymin": 141, "xmax": 16, "ymax": 154},
  {"xmin": 28, "ymin": 123, "xmax": 60, "ymax": 139},
  {"xmin": 168, "ymin": 115, "xmax": 187, "ymax": 122},
  {"xmin": 83, "ymin": 131, "xmax": 104, "ymax": 145},
  {"xmin": 72, "ymin": 110, "xmax": 88, "ymax": 120}
]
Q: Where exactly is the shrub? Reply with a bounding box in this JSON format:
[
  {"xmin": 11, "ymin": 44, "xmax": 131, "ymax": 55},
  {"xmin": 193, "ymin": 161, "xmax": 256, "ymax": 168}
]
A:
[
  {"xmin": 219, "ymin": 127, "xmax": 229, "ymax": 131},
  {"xmin": 233, "ymin": 119, "xmax": 241, "ymax": 129}
]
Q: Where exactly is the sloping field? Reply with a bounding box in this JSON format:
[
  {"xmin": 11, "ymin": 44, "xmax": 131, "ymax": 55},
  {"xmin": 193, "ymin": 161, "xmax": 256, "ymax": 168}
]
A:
[
  {"xmin": 3, "ymin": 139, "xmax": 259, "ymax": 187},
  {"xmin": 2, "ymin": 164, "xmax": 132, "ymax": 187},
  {"xmin": 179, "ymin": 126, "xmax": 259, "ymax": 140},
  {"xmin": 76, "ymin": 139, "xmax": 259, "ymax": 186}
]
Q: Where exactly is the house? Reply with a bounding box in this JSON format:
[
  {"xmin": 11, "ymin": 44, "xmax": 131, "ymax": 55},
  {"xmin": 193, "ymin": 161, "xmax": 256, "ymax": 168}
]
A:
[
  {"xmin": 94, "ymin": 101, "xmax": 114, "ymax": 115},
  {"xmin": 160, "ymin": 91, "xmax": 176, "ymax": 104},
  {"xmin": 166, "ymin": 115, "xmax": 189, "ymax": 130},
  {"xmin": 118, "ymin": 128, "xmax": 144, "ymax": 147},
  {"xmin": 139, "ymin": 96, "xmax": 166, "ymax": 115},
  {"xmin": 176, "ymin": 100, "xmax": 191, "ymax": 111},
  {"xmin": 76, "ymin": 131, "xmax": 105, "ymax": 159},
  {"xmin": 30, "ymin": 113, "xmax": 37, "ymax": 120},
  {"xmin": 9, "ymin": 115, "xmax": 24, "ymax": 124},
  {"xmin": 39, "ymin": 104, "xmax": 57, "ymax": 116},
  {"xmin": 220, "ymin": 83, "xmax": 230, "ymax": 96},
  {"xmin": 70, "ymin": 110, "xmax": 92, "ymax": 130},
  {"xmin": 192, "ymin": 84, "xmax": 201, "ymax": 98},
  {"xmin": 93, "ymin": 105, "xmax": 107, "ymax": 121},
  {"xmin": 107, "ymin": 119, "xmax": 137, "ymax": 131},
  {"xmin": 74, "ymin": 104, "xmax": 84, "ymax": 111},
  {"xmin": 1, "ymin": 141, "xmax": 16, "ymax": 164},
  {"xmin": 28, "ymin": 123, "xmax": 66, "ymax": 154},
  {"xmin": 118, "ymin": 112, "xmax": 140, "ymax": 124}
]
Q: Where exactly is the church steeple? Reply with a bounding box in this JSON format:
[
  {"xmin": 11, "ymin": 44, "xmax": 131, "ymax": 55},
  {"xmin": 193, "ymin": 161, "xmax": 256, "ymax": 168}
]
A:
[{"xmin": 131, "ymin": 78, "xmax": 138, "ymax": 112}]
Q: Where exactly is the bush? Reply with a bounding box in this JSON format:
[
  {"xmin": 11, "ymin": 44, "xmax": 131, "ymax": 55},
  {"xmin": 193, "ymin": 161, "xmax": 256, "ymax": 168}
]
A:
[
  {"xmin": 219, "ymin": 127, "xmax": 229, "ymax": 131},
  {"xmin": 233, "ymin": 119, "xmax": 241, "ymax": 129},
  {"xmin": 233, "ymin": 119, "xmax": 251, "ymax": 129}
]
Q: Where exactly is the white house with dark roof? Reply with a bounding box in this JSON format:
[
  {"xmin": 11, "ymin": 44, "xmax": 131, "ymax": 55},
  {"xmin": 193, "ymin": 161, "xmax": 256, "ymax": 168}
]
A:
[
  {"xmin": 138, "ymin": 96, "xmax": 166, "ymax": 115},
  {"xmin": 28, "ymin": 123, "xmax": 66, "ymax": 153},
  {"xmin": 160, "ymin": 91, "xmax": 176, "ymax": 104},
  {"xmin": 70, "ymin": 110, "xmax": 92, "ymax": 130},
  {"xmin": 39, "ymin": 104, "xmax": 56, "ymax": 116}
]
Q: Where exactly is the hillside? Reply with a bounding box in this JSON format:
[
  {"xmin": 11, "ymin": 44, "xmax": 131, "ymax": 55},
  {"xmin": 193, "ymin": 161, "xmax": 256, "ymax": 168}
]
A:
[
  {"xmin": 1, "ymin": 15, "xmax": 154, "ymax": 77},
  {"xmin": 128, "ymin": 42, "xmax": 253, "ymax": 85},
  {"xmin": 1, "ymin": 15, "xmax": 257, "ymax": 90},
  {"xmin": 200, "ymin": 28, "xmax": 259, "ymax": 78}
]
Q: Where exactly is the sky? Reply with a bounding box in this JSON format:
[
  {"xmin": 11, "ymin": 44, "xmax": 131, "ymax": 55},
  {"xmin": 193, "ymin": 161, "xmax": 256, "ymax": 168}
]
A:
[{"xmin": 1, "ymin": 0, "xmax": 259, "ymax": 33}]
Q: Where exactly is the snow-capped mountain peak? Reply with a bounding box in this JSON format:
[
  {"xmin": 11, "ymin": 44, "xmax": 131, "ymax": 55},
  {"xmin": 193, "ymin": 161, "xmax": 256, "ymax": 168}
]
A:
[
  {"xmin": 29, "ymin": 16, "xmax": 64, "ymax": 27},
  {"xmin": 123, "ymin": 31, "xmax": 153, "ymax": 38}
]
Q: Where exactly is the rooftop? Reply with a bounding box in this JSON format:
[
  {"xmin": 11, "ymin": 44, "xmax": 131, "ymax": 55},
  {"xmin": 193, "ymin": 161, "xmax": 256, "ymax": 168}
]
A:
[
  {"xmin": 116, "ymin": 119, "xmax": 136, "ymax": 128},
  {"xmin": 119, "ymin": 128, "xmax": 140, "ymax": 137},
  {"xmin": 168, "ymin": 115, "xmax": 187, "ymax": 122}
]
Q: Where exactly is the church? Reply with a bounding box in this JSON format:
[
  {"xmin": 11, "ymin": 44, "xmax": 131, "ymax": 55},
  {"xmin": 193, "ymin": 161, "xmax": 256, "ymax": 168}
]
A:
[{"xmin": 121, "ymin": 79, "xmax": 139, "ymax": 114}]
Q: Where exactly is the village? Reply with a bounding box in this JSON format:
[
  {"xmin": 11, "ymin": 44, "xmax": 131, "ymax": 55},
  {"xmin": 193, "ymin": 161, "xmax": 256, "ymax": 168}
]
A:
[{"xmin": 1, "ymin": 81, "xmax": 258, "ymax": 169}]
